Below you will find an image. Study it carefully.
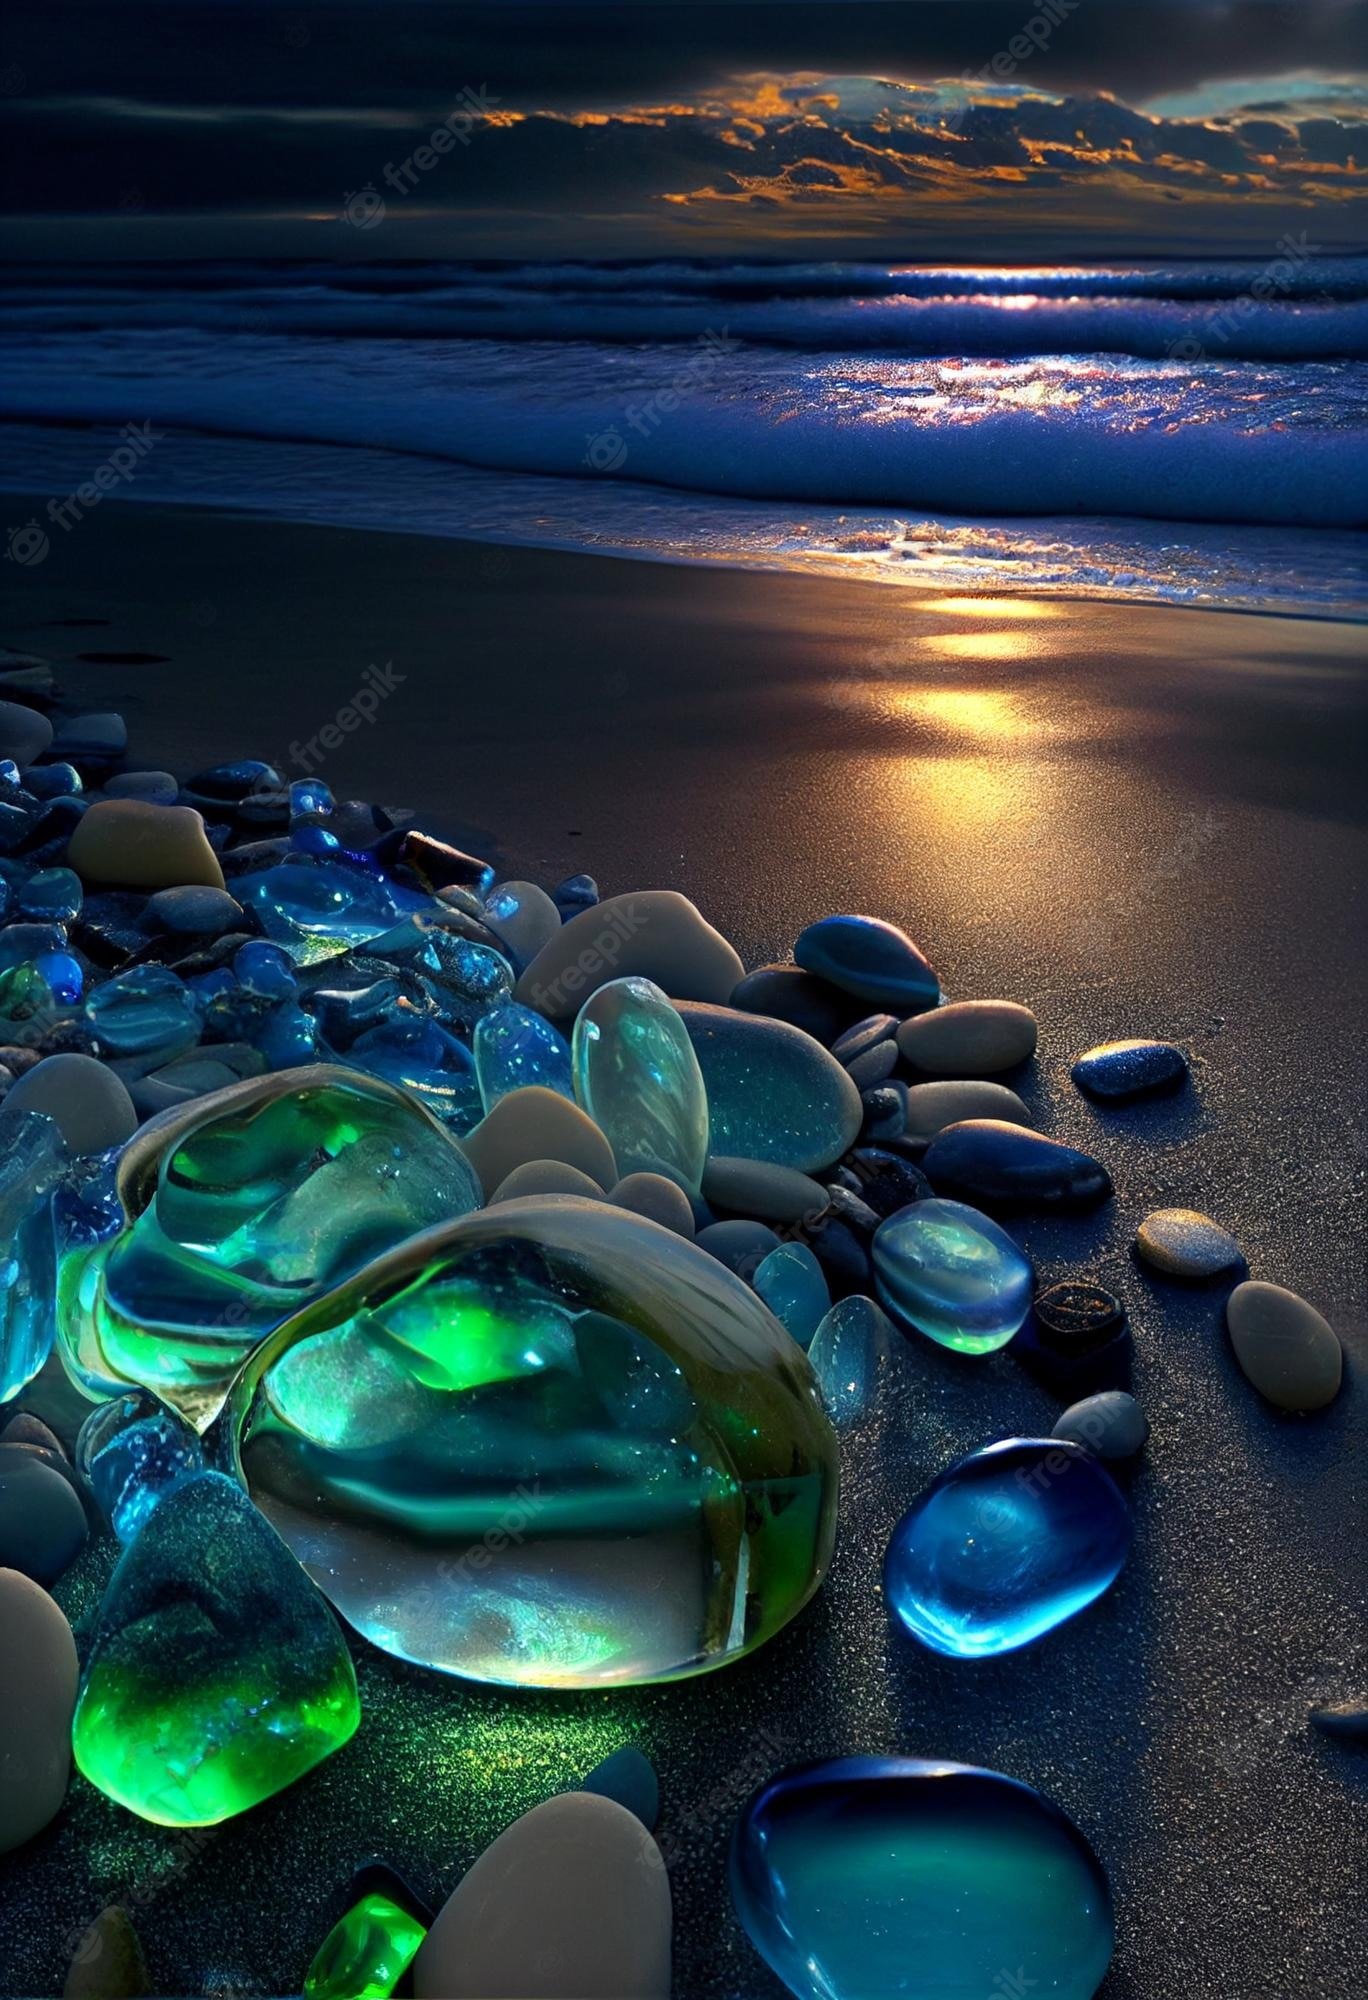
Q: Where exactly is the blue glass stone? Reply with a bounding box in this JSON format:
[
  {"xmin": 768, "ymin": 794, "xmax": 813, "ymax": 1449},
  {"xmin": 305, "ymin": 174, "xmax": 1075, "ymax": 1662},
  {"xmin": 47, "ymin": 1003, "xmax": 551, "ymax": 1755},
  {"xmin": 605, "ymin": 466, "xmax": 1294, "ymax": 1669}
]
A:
[
  {"xmin": 808, "ymin": 1295, "xmax": 895, "ymax": 1427},
  {"xmin": 0, "ymin": 1111, "xmax": 65, "ymax": 1401},
  {"xmin": 753, "ymin": 1242, "xmax": 830, "ymax": 1349},
  {"xmin": 794, "ymin": 913, "xmax": 940, "ymax": 1012},
  {"xmin": 731, "ymin": 1755, "xmax": 1114, "ymax": 2000},
  {"xmin": 291, "ymin": 823, "xmax": 343, "ymax": 857},
  {"xmin": 34, "ymin": 948, "xmax": 83, "ymax": 1006},
  {"xmin": 19, "ymin": 866, "xmax": 83, "ymax": 922},
  {"xmin": 552, "ymin": 871, "xmax": 599, "ymax": 919},
  {"xmin": 253, "ymin": 999, "xmax": 321, "ymax": 1069},
  {"xmin": 77, "ymin": 1390, "xmax": 206, "ymax": 1543},
  {"xmin": 85, "ymin": 964, "xmax": 200, "ymax": 1059},
  {"xmin": 872, "ymin": 1197, "xmax": 1032, "ymax": 1354},
  {"xmin": 290, "ymin": 777, "xmax": 335, "ymax": 821},
  {"xmin": 367, "ymin": 917, "xmax": 514, "ymax": 1030},
  {"xmin": 884, "ymin": 1437, "xmax": 1133, "ymax": 1657},
  {"xmin": 238, "ymin": 861, "xmax": 434, "ymax": 965},
  {"xmin": 233, "ymin": 939, "xmax": 298, "ymax": 1003},
  {"xmin": 0, "ymin": 921, "xmax": 68, "ymax": 972},
  {"xmin": 53, "ymin": 1145, "xmax": 125, "ymax": 1250},
  {"xmin": 921, "ymin": 1120, "xmax": 1112, "ymax": 1209},
  {"xmin": 1071, "ymin": 1038, "xmax": 1189, "ymax": 1101},
  {"xmin": 473, "ymin": 1002, "xmax": 574, "ymax": 1112},
  {"xmin": 572, "ymin": 976, "xmax": 709, "ymax": 1193},
  {"xmin": 22, "ymin": 763, "xmax": 83, "ymax": 801},
  {"xmin": 340, "ymin": 1017, "xmax": 482, "ymax": 1130}
]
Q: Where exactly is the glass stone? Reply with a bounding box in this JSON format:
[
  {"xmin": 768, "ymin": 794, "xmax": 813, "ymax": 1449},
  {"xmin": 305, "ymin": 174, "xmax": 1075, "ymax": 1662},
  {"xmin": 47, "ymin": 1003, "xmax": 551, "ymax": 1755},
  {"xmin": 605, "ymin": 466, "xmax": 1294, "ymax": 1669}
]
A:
[
  {"xmin": 35, "ymin": 948, "xmax": 83, "ymax": 1005},
  {"xmin": 0, "ymin": 1110, "xmax": 65, "ymax": 1402},
  {"xmin": 216, "ymin": 1196, "xmax": 838, "ymax": 1687},
  {"xmin": 0, "ymin": 920, "xmax": 68, "ymax": 972},
  {"xmin": 77, "ymin": 1390, "xmax": 206, "ymax": 1543},
  {"xmin": 752, "ymin": 1243, "xmax": 831, "ymax": 1349},
  {"xmin": 290, "ymin": 777, "xmax": 335, "ymax": 822},
  {"xmin": 884, "ymin": 1437, "xmax": 1133, "ymax": 1657},
  {"xmin": 58, "ymin": 1069, "xmax": 484, "ymax": 1428},
  {"xmin": 303, "ymin": 1892, "xmax": 426, "ymax": 2000},
  {"xmin": 20, "ymin": 866, "xmax": 83, "ymax": 922},
  {"xmin": 238, "ymin": 860, "xmax": 435, "ymax": 965},
  {"xmin": 72, "ymin": 1470, "xmax": 359, "ymax": 1826},
  {"xmin": 366, "ymin": 917, "xmax": 514, "ymax": 1030},
  {"xmin": 85, "ymin": 964, "xmax": 201, "ymax": 1059},
  {"xmin": 338, "ymin": 1016, "xmax": 482, "ymax": 1131},
  {"xmin": 674, "ymin": 1001, "xmax": 861, "ymax": 1175},
  {"xmin": 572, "ymin": 976, "xmax": 709, "ymax": 1193},
  {"xmin": 730, "ymin": 1755, "xmax": 1114, "ymax": 2000},
  {"xmin": 473, "ymin": 1002, "xmax": 574, "ymax": 1112},
  {"xmin": 233, "ymin": 938, "xmax": 299, "ymax": 1002},
  {"xmin": 871, "ymin": 1197, "xmax": 1032, "ymax": 1354},
  {"xmin": 0, "ymin": 961, "xmax": 56, "ymax": 1040},
  {"xmin": 808, "ymin": 1295, "xmax": 895, "ymax": 1427}
]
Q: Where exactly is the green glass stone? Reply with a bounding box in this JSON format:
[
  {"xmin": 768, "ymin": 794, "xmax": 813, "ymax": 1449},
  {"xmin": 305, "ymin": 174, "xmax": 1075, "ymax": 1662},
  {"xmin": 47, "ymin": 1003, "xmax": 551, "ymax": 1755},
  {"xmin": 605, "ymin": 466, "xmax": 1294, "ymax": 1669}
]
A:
[
  {"xmin": 214, "ymin": 1195, "xmax": 838, "ymax": 1688},
  {"xmin": 57, "ymin": 1066, "xmax": 483, "ymax": 1429},
  {"xmin": 303, "ymin": 1892, "xmax": 427, "ymax": 2000},
  {"xmin": 572, "ymin": 976, "xmax": 709, "ymax": 1193},
  {"xmin": 72, "ymin": 1471, "xmax": 359, "ymax": 1827}
]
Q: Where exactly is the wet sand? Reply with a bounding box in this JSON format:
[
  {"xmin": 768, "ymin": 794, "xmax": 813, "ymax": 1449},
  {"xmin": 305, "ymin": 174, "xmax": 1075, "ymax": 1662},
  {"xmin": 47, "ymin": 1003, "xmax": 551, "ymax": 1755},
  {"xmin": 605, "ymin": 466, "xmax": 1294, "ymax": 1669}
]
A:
[{"xmin": 2, "ymin": 499, "xmax": 1366, "ymax": 1999}]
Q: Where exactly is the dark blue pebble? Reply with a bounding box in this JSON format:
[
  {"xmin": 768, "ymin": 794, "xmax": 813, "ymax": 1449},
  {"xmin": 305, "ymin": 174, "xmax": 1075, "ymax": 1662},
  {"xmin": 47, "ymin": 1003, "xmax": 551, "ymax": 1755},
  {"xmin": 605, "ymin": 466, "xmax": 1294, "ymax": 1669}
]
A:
[
  {"xmin": 799, "ymin": 1212, "xmax": 872, "ymax": 1300},
  {"xmin": 0, "ymin": 1446, "xmax": 90, "ymax": 1585},
  {"xmin": 1013, "ymin": 1280, "xmax": 1132, "ymax": 1394},
  {"xmin": 553, "ymin": 872, "xmax": 600, "ymax": 919},
  {"xmin": 184, "ymin": 760, "xmax": 281, "ymax": 804},
  {"xmin": 695, "ymin": 1218, "xmax": 782, "ymax": 1277},
  {"xmin": 579, "ymin": 1745, "xmax": 660, "ymax": 1829},
  {"xmin": 922, "ymin": 1119, "xmax": 1112, "ymax": 1209},
  {"xmin": 847, "ymin": 1145, "xmax": 934, "ymax": 1219},
  {"xmin": 845, "ymin": 1039, "xmax": 900, "ymax": 1092},
  {"xmin": 860, "ymin": 1080, "xmax": 909, "ymax": 1140},
  {"xmin": 794, "ymin": 914, "xmax": 940, "ymax": 1013},
  {"xmin": 730, "ymin": 964, "xmax": 857, "ymax": 1046},
  {"xmin": 1071, "ymin": 1039, "xmax": 1189, "ymax": 1101},
  {"xmin": 831, "ymin": 1014, "xmax": 899, "ymax": 1065}
]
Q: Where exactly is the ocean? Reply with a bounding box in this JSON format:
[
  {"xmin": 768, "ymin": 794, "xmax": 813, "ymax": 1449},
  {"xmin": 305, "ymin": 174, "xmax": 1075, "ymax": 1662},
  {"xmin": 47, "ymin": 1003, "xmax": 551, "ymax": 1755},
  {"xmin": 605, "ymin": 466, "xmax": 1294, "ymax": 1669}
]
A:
[{"xmin": 3, "ymin": 256, "xmax": 1366, "ymax": 616}]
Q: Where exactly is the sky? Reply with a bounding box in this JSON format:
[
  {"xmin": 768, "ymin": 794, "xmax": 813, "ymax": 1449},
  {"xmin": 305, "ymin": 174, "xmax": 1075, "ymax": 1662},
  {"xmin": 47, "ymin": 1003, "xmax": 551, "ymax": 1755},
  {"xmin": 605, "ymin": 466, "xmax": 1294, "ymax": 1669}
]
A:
[{"xmin": 2, "ymin": 1, "xmax": 1366, "ymax": 260}]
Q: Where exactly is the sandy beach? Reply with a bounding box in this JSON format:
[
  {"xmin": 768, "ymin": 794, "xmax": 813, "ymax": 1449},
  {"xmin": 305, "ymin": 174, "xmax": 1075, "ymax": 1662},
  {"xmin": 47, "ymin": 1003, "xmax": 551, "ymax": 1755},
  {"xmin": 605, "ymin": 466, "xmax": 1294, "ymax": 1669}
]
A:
[{"xmin": 1, "ymin": 495, "xmax": 1366, "ymax": 1998}]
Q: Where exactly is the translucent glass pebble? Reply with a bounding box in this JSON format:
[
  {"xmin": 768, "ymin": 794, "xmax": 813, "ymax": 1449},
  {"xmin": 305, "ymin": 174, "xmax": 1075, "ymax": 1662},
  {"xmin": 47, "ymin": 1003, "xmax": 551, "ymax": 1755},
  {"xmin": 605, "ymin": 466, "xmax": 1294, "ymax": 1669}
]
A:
[
  {"xmin": 473, "ymin": 1001, "xmax": 574, "ymax": 1112},
  {"xmin": 871, "ymin": 1196, "xmax": 1032, "ymax": 1353},
  {"xmin": 338, "ymin": 1016, "xmax": 482, "ymax": 1131},
  {"xmin": 58, "ymin": 1068, "xmax": 484, "ymax": 1428},
  {"xmin": 731, "ymin": 1755, "xmax": 1114, "ymax": 2000},
  {"xmin": 752, "ymin": 1242, "xmax": 831, "ymax": 1348},
  {"xmin": 303, "ymin": 1892, "xmax": 427, "ymax": 2000},
  {"xmin": 572, "ymin": 976, "xmax": 709, "ymax": 1193},
  {"xmin": 0, "ymin": 1111, "xmax": 65, "ymax": 1402},
  {"xmin": 76, "ymin": 1390, "xmax": 206, "ymax": 1543},
  {"xmin": 72, "ymin": 1470, "xmax": 359, "ymax": 1826},
  {"xmin": 808, "ymin": 1296, "xmax": 895, "ymax": 1427},
  {"xmin": 218, "ymin": 1196, "xmax": 838, "ymax": 1687},
  {"xmin": 884, "ymin": 1437, "xmax": 1133, "ymax": 1657},
  {"xmin": 238, "ymin": 859, "xmax": 435, "ymax": 964},
  {"xmin": 35, "ymin": 948, "xmax": 83, "ymax": 1006},
  {"xmin": 84, "ymin": 963, "xmax": 200, "ymax": 1059},
  {"xmin": 19, "ymin": 866, "xmax": 83, "ymax": 922}
]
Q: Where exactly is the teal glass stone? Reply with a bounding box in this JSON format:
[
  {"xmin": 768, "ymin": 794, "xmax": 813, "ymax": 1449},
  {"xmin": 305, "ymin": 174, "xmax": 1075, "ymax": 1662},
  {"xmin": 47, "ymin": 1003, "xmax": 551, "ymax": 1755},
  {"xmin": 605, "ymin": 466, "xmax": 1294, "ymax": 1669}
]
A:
[
  {"xmin": 338, "ymin": 1017, "xmax": 482, "ymax": 1131},
  {"xmin": 473, "ymin": 1002, "xmax": 574, "ymax": 1112},
  {"xmin": 871, "ymin": 1197, "xmax": 1032, "ymax": 1353},
  {"xmin": 84, "ymin": 964, "xmax": 200, "ymax": 1060},
  {"xmin": 752, "ymin": 1242, "xmax": 830, "ymax": 1348},
  {"xmin": 572, "ymin": 976, "xmax": 709, "ymax": 1193},
  {"xmin": 731, "ymin": 1755, "xmax": 1114, "ymax": 2000},
  {"xmin": 76, "ymin": 1389, "xmax": 205, "ymax": 1543},
  {"xmin": 0, "ymin": 1110, "xmax": 65, "ymax": 1402},
  {"xmin": 20, "ymin": 866, "xmax": 83, "ymax": 922},
  {"xmin": 365, "ymin": 916, "xmax": 514, "ymax": 1030},
  {"xmin": 808, "ymin": 1295, "xmax": 895, "ymax": 1427},
  {"xmin": 57, "ymin": 1068, "xmax": 485, "ymax": 1428},
  {"xmin": 214, "ymin": 1196, "xmax": 838, "ymax": 1687},
  {"xmin": 674, "ymin": 1001, "xmax": 861, "ymax": 1174},
  {"xmin": 884, "ymin": 1437, "xmax": 1133, "ymax": 1657}
]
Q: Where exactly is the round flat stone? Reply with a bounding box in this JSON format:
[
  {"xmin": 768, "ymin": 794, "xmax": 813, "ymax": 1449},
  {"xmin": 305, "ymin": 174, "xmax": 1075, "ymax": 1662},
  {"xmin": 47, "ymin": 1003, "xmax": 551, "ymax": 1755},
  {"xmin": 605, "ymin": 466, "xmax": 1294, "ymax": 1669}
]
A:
[
  {"xmin": 1052, "ymin": 1390, "xmax": 1150, "ymax": 1458},
  {"xmin": 1136, "ymin": 1208, "xmax": 1243, "ymax": 1278},
  {"xmin": 2, "ymin": 1051, "xmax": 137, "ymax": 1155},
  {"xmin": 902, "ymin": 1079, "xmax": 1033, "ymax": 1146},
  {"xmin": 67, "ymin": 799, "xmax": 226, "ymax": 891},
  {"xmin": 609, "ymin": 1172, "xmax": 695, "ymax": 1237},
  {"xmin": 515, "ymin": 889, "xmax": 744, "ymax": 1019},
  {"xmin": 673, "ymin": 1001, "xmax": 862, "ymax": 1174},
  {"xmin": 0, "ymin": 1451, "xmax": 89, "ymax": 1586},
  {"xmin": 0, "ymin": 1568, "xmax": 78, "ymax": 1853},
  {"xmin": 695, "ymin": 1218, "xmax": 782, "ymax": 1275},
  {"xmin": 730, "ymin": 964, "xmax": 854, "ymax": 1044},
  {"xmin": 1072, "ymin": 1038, "xmax": 1189, "ymax": 1099},
  {"xmin": 830, "ymin": 1014, "xmax": 899, "ymax": 1065},
  {"xmin": 702, "ymin": 1156, "xmax": 828, "ymax": 1225},
  {"xmin": 0, "ymin": 700, "xmax": 53, "ymax": 767},
  {"xmin": 896, "ymin": 999, "xmax": 1037, "ymax": 1076},
  {"xmin": 1226, "ymin": 1280, "xmax": 1342, "ymax": 1412},
  {"xmin": 103, "ymin": 770, "xmax": 179, "ymax": 806},
  {"xmin": 143, "ymin": 885, "xmax": 245, "ymax": 935},
  {"xmin": 414, "ymin": 1793, "xmax": 671, "ymax": 2000},
  {"xmin": 491, "ymin": 1160, "xmax": 607, "ymax": 1203},
  {"xmin": 1033, "ymin": 1280, "xmax": 1126, "ymax": 1351},
  {"xmin": 63, "ymin": 1906, "xmax": 149, "ymax": 2000},
  {"xmin": 795, "ymin": 913, "xmax": 939, "ymax": 1012},
  {"xmin": 461, "ymin": 1085, "xmax": 617, "ymax": 1195},
  {"xmin": 923, "ymin": 1119, "xmax": 1111, "ymax": 1208}
]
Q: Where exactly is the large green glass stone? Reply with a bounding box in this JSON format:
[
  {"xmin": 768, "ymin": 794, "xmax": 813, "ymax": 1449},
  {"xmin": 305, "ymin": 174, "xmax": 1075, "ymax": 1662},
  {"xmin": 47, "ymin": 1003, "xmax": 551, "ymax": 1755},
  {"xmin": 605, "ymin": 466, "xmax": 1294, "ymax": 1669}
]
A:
[
  {"xmin": 72, "ymin": 1471, "xmax": 359, "ymax": 1827},
  {"xmin": 572, "ymin": 976, "xmax": 709, "ymax": 1192},
  {"xmin": 303, "ymin": 1892, "xmax": 427, "ymax": 2000},
  {"xmin": 57, "ymin": 1066, "xmax": 483, "ymax": 1429},
  {"xmin": 214, "ymin": 1195, "xmax": 838, "ymax": 1688},
  {"xmin": 731, "ymin": 1756, "xmax": 1114, "ymax": 2000}
]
